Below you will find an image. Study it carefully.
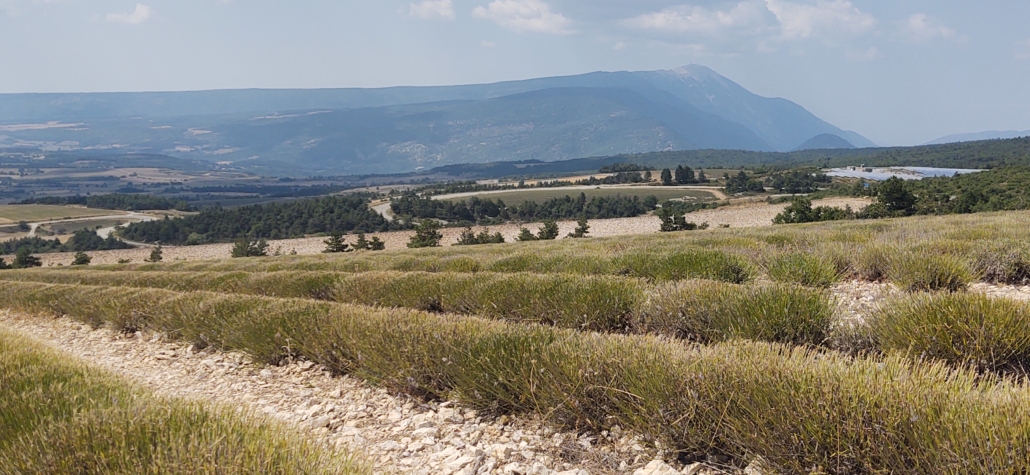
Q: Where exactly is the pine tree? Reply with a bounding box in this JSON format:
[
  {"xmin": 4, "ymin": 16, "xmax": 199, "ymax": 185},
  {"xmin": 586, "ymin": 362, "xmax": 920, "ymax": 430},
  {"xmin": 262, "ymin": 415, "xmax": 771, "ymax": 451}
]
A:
[
  {"xmin": 517, "ymin": 227, "xmax": 537, "ymax": 242},
  {"xmin": 643, "ymin": 170, "xmax": 652, "ymax": 182},
  {"xmin": 71, "ymin": 252, "xmax": 91, "ymax": 266},
  {"xmin": 323, "ymin": 232, "xmax": 352, "ymax": 253},
  {"xmin": 408, "ymin": 220, "xmax": 443, "ymax": 248},
  {"xmin": 369, "ymin": 237, "xmax": 386, "ymax": 251},
  {"xmin": 660, "ymin": 168, "xmax": 673, "ymax": 186},
  {"xmin": 567, "ymin": 216, "xmax": 590, "ymax": 238},
  {"xmin": 353, "ymin": 232, "xmax": 370, "ymax": 251},
  {"xmin": 537, "ymin": 219, "xmax": 560, "ymax": 240},
  {"xmin": 697, "ymin": 169, "xmax": 707, "ymax": 183},
  {"xmin": 0, "ymin": 257, "xmax": 8, "ymax": 270},
  {"xmin": 231, "ymin": 237, "xmax": 269, "ymax": 258},
  {"xmin": 13, "ymin": 248, "xmax": 42, "ymax": 268},
  {"xmin": 147, "ymin": 244, "xmax": 163, "ymax": 263}
]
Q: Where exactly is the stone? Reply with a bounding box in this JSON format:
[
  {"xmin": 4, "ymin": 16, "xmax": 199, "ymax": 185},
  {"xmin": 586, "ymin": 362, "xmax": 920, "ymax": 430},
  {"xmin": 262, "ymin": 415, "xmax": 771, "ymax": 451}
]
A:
[
  {"xmin": 447, "ymin": 455, "xmax": 475, "ymax": 471},
  {"xmin": 634, "ymin": 460, "xmax": 680, "ymax": 475},
  {"xmin": 308, "ymin": 415, "xmax": 331, "ymax": 429}
]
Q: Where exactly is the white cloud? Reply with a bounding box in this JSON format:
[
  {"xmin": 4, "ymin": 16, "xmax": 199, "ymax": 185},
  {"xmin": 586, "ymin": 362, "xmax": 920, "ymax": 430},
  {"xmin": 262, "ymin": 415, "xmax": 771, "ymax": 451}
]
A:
[
  {"xmin": 624, "ymin": 0, "xmax": 876, "ymax": 43},
  {"xmin": 472, "ymin": 0, "xmax": 574, "ymax": 35},
  {"xmin": 902, "ymin": 13, "xmax": 960, "ymax": 42},
  {"xmin": 409, "ymin": 0, "xmax": 455, "ymax": 21},
  {"xmin": 623, "ymin": 2, "xmax": 767, "ymax": 36},
  {"xmin": 1016, "ymin": 39, "xmax": 1030, "ymax": 60},
  {"xmin": 106, "ymin": 3, "xmax": 152, "ymax": 25},
  {"xmin": 764, "ymin": 0, "xmax": 876, "ymax": 39}
]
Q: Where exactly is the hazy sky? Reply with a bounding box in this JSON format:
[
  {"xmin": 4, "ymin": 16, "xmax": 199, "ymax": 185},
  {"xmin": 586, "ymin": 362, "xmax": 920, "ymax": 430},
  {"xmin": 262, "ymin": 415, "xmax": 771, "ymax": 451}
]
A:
[{"xmin": 1, "ymin": 1, "xmax": 1028, "ymax": 146}]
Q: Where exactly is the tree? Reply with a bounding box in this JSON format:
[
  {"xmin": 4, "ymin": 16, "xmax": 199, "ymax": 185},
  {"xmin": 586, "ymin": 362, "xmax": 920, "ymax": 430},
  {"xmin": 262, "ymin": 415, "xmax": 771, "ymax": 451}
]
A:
[
  {"xmin": 13, "ymin": 248, "xmax": 42, "ymax": 268},
  {"xmin": 17, "ymin": 221, "xmax": 29, "ymax": 232},
  {"xmin": 231, "ymin": 237, "xmax": 268, "ymax": 258},
  {"xmin": 147, "ymin": 245, "xmax": 163, "ymax": 263},
  {"xmin": 697, "ymin": 169, "xmax": 708, "ymax": 183},
  {"xmin": 567, "ymin": 216, "xmax": 590, "ymax": 238},
  {"xmin": 657, "ymin": 208, "xmax": 708, "ymax": 232},
  {"xmin": 660, "ymin": 168, "xmax": 673, "ymax": 186},
  {"xmin": 368, "ymin": 237, "xmax": 386, "ymax": 251},
  {"xmin": 643, "ymin": 170, "xmax": 652, "ymax": 182},
  {"xmin": 71, "ymin": 252, "xmax": 92, "ymax": 266},
  {"xmin": 455, "ymin": 227, "xmax": 505, "ymax": 246},
  {"xmin": 0, "ymin": 257, "xmax": 8, "ymax": 270},
  {"xmin": 353, "ymin": 232, "xmax": 370, "ymax": 251},
  {"xmin": 773, "ymin": 197, "xmax": 815, "ymax": 224},
  {"xmin": 674, "ymin": 165, "xmax": 696, "ymax": 184},
  {"xmin": 408, "ymin": 219, "xmax": 443, "ymax": 248},
  {"xmin": 323, "ymin": 232, "xmax": 352, "ymax": 253},
  {"xmin": 517, "ymin": 227, "xmax": 537, "ymax": 242},
  {"xmin": 877, "ymin": 176, "xmax": 916, "ymax": 214},
  {"xmin": 537, "ymin": 219, "xmax": 560, "ymax": 240}
]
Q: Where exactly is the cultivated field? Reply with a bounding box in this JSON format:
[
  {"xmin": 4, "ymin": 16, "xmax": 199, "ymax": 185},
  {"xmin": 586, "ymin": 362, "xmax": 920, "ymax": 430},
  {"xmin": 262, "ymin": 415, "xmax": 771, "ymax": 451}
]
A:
[
  {"xmin": 5, "ymin": 197, "xmax": 871, "ymax": 266},
  {"xmin": 0, "ymin": 205, "xmax": 122, "ymax": 224},
  {"xmin": 434, "ymin": 186, "xmax": 719, "ymax": 204},
  {"xmin": 4, "ymin": 207, "xmax": 1030, "ymax": 473}
]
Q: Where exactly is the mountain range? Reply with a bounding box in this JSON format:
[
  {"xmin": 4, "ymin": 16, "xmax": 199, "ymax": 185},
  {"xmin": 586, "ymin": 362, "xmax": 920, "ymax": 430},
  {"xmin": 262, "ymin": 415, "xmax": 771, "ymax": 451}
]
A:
[
  {"xmin": 0, "ymin": 65, "xmax": 875, "ymax": 176},
  {"xmin": 925, "ymin": 130, "xmax": 1030, "ymax": 145}
]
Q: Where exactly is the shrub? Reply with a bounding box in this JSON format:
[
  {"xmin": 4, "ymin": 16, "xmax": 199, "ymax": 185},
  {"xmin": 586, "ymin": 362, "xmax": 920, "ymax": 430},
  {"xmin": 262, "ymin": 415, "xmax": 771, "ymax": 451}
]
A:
[
  {"xmin": 0, "ymin": 329, "xmax": 365, "ymax": 475},
  {"xmin": 71, "ymin": 252, "xmax": 91, "ymax": 266},
  {"xmin": 455, "ymin": 227, "xmax": 505, "ymax": 246},
  {"xmin": 971, "ymin": 242, "xmax": 1030, "ymax": 285},
  {"xmin": 231, "ymin": 238, "xmax": 268, "ymax": 258},
  {"xmin": 615, "ymin": 249, "xmax": 753, "ymax": 284},
  {"xmin": 6, "ymin": 282, "xmax": 1030, "ymax": 473},
  {"xmin": 408, "ymin": 220, "xmax": 443, "ymax": 248},
  {"xmin": 867, "ymin": 293, "xmax": 1030, "ymax": 371},
  {"xmin": 635, "ymin": 280, "xmax": 833, "ymax": 345},
  {"xmin": 887, "ymin": 252, "xmax": 973, "ymax": 292},
  {"xmin": 765, "ymin": 252, "xmax": 840, "ymax": 288}
]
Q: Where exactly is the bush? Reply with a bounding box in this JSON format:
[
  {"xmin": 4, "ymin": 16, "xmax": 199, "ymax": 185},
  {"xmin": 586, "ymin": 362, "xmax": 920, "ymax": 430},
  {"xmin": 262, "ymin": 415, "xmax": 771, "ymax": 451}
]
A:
[
  {"xmin": 887, "ymin": 252, "xmax": 973, "ymax": 292},
  {"xmin": 971, "ymin": 242, "xmax": 1030, "ymax": 285},
  {"xmin": 230, "ymin": 238, "xmax": 268, "ymax": 258},
  {"xmin": 9, "ymin": 282, "xmax": 1030, "ymax": 473},
  {"xmin": 71, "ymin": 252, "xmax": 91, "ymax": 266},
  {"xmin": 455, "ymin": 227, "xmax": 505, "ymax": 246},
  {"xmin": 0, "ymin": 329, "xmax": 365, "ymax": 475},
  {"xmin": 536, "ymin": 220, "xmax": 560, "ymax": 240},
  {"xmin": 765, "ymin": 252, "xmax": 840, "ymax": 288},
  {"xmin": 635, "ymin": 280, "xmax": 833, "ymax": 345},
  {"xmin": 867, "ymin": 293, "xmax": 1030, "ymax": 371},
  {"xmin": 615, "ymin": 250, "xmax": 753, "ymax": 284},
  {"xmin": 13, "ymin": 248, "xmax": 42, "ymax": 269}
]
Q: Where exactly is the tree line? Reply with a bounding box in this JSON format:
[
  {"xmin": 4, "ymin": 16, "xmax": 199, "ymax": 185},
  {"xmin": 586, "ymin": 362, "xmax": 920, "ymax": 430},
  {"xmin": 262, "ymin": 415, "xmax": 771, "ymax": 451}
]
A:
[
  {"xmin": 390, "ymin": 192, "xmax": 659, "ymax": 225},
  {"xmin": 120, "ymin": 194, "xmax": 396, "ymax": 245},
  {"xmin": 0, "ymin": 229, "xmax": 133, "ymax": 255},
  {"xmin": 18, "ymin": 194, "xmax": 193, "ymax": 211}
]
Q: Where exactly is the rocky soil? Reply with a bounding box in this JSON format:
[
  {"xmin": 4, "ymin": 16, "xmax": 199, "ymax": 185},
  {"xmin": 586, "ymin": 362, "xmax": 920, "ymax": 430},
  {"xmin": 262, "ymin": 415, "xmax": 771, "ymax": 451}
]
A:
[
  {"xmin": 0, "ymin": 310, "xmax": 736, "ymax": 475},
  {"xmin": 9, "ymin": 198, "xmax": 871, "ymax": 267}
]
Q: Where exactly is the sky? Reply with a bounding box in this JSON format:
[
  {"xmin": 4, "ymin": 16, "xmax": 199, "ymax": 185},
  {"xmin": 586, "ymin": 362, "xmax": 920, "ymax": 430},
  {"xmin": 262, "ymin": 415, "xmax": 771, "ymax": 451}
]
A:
[{"xmin": 1, "ymin": 1, "xmax": 1028, "ymax": 146}]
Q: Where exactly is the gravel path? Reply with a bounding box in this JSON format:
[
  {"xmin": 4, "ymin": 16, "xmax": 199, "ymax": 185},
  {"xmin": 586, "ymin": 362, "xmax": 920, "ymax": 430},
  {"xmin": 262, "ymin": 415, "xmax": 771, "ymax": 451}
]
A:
[
  {"xmin": 6, "ymin": 198, "xmax": 872, "ymax": 267},
  {"xmin": 0, "ymin": 310, "xmax": 725, "ymax": 475}
]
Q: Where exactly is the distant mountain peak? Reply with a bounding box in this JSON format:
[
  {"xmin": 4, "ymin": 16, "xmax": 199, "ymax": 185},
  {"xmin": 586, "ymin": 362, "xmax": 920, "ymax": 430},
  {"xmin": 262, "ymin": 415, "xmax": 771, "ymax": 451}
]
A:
[{"xmin": 794, "ymin": 133, "xmax": 855, "ymax": 151}]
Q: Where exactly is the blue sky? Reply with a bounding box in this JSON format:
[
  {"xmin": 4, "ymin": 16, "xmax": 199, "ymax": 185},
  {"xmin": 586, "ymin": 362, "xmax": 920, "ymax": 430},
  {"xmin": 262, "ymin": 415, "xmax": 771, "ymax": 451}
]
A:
[{"xmin": 1, "ymin": 1, "xmax": 1028, "ymax": 146}]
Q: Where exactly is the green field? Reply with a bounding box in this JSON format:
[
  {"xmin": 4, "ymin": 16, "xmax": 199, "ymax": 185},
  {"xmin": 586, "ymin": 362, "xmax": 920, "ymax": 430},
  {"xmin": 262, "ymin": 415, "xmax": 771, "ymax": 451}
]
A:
[
  {"xmin": 438, "ymin": 187, "xmax": 717, "ymax": 205},
  {"xmin": 0, "ymin": 205, "xmax": 123, "ymax": 224},
  {"xmin": 5, "ymin": 210, "xmax": 1030, "ymax": 472}
]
